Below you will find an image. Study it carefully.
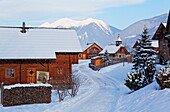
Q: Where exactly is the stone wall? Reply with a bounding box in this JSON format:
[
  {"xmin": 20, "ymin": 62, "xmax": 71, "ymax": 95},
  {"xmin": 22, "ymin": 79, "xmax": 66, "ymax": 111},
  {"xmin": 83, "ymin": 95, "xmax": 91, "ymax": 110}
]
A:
[{"xmin": 1, "ymin": 84, "xmax": 52, "ymax": 106}]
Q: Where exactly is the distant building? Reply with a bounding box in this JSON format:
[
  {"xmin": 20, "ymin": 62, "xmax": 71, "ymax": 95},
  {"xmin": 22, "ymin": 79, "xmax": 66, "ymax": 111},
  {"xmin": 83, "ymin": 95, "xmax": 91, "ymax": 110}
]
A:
[
  {"xmin": 152, "ymin": 11, "xmax": 170, "ymax": 59},
  {"xmin": 99, "ymin": 36, "xmax": 129, "ymax": 58},
  {"xmin": 0, "ymin": 25, "xmax": 82, "ymax": 85},
  {"xmin": 78, "ymin": 43, "xmax": 103, "ymax": 60}
]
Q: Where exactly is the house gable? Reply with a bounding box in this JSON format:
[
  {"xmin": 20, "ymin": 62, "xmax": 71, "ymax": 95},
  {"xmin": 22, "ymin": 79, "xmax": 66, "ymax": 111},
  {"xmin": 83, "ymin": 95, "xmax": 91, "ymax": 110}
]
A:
[
  {"xmin": 152, "ymin": 22, "xmax": 167, "ymax": 40},
  {"xmin": 116, "ymin": 46, "xmax": 129, "ymax": 55},
  {"xmin": 78, "ymin": 43, "xmax": 103, "ymax": 59}
]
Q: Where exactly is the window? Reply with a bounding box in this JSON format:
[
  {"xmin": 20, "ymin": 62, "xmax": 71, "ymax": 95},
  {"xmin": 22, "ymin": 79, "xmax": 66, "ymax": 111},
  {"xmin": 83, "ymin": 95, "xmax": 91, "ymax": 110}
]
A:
[
  {"xmin": 6, "ymin": 69, "xmax": 15, "ymax": 77},
  {"xmin": 58, "ymin": 68, "xmax": 62, "ymax": 74},
  {"xmin": 79, "ymin": 54, "xmax": 82, "ymax": 57}
]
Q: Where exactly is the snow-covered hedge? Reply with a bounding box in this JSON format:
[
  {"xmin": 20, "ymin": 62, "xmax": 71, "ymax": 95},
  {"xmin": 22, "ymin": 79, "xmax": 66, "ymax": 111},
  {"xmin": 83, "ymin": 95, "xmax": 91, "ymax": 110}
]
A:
[{"xmin": 156, "ymin": 65, "xmax": 170, "ymax": 89}]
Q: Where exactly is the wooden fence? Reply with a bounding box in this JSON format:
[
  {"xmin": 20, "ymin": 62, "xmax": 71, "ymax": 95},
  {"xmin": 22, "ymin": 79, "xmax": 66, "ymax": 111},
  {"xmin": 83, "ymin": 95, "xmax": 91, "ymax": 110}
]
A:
[{"xmin": 89, "ymin": 58, "xmax": 127, "ymax": 71}]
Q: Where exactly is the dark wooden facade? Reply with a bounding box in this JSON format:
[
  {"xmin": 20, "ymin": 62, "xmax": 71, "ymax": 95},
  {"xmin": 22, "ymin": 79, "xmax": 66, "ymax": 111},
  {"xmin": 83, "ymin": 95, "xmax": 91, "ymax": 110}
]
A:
[
  {"xmin": 0, "ymin": 53, "xmax": 79, "ymax": 85},
  {"xmin": 152, "ymin": 11, "xmax": 170, "ymax": 59},
  {"xmin": 78, "ymin": 43, "xmax": 103, "ymax": 60}
]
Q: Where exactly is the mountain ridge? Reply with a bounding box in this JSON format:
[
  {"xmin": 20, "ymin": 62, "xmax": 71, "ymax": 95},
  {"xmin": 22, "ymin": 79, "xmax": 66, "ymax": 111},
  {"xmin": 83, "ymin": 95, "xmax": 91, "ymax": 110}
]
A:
[
  {"xmin": 40, "ymin": 18, "xmax": 121, "ymax": 50},
  {"xmin": 40, "ymin": 13, "xmax": 168, "ymax": 50}
]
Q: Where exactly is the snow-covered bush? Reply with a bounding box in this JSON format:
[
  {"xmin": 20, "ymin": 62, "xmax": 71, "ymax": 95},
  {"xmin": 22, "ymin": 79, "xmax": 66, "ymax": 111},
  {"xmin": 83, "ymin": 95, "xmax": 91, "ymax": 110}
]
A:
[
  {"xmin": 156, "ymin": 65, "xmax": 170, "ymax": 89},
  {"xmin": 125, "ymin": 70, "xmax": 148, "ymax": 91},
  {"xmin": 125, "ymin": 28, "xmax": 156, "ymax": 91}
]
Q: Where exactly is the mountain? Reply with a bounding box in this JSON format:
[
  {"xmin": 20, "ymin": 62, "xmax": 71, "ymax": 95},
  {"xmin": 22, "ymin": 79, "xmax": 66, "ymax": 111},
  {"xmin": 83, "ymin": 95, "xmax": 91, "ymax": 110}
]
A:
[
  {"xmin": 113, "ymin": 13, "xmax": 168, "ymax": 50},
  {"xmin": 40, "ymin": 13, "xmax": 168, "ymax": 51},
  {"xmin": 40, "ymin": 18, "xmax": 121, "ymax": 50}
]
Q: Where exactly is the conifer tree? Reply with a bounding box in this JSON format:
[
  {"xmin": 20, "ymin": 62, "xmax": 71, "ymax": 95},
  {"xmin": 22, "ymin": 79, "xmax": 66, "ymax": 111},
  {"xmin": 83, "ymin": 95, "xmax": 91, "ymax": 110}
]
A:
[
  {"xmin": 125, "ymin": 28, "xmax": 156, "ymax": 91},
  {"xmin": 102, "ymin": 50, "xmax": 110, "ymax": 62}
]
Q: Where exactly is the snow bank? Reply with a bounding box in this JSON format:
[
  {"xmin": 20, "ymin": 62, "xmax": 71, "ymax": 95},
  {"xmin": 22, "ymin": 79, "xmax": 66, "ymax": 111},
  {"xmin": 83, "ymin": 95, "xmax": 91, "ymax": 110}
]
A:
[{"xmin": 3, "ymin": 83, "xmax": 52, "ymax": 89}]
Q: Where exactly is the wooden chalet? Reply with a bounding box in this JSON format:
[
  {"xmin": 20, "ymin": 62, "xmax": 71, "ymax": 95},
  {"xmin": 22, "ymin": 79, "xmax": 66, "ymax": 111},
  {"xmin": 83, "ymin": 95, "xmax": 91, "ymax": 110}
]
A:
[
  {"xmin": 99, "ymin": 37, "xmax": 129, "ymax": 58},
  {"xmin": 78, "ymin": 43, "xmax": 103, "ymax": 59},
  {"xmin": 152, "ymin": 11, "xmax": 170, "ymax": 59},
  {"xmin": 0, "ymin": 24, "xmax": 82, "ymax": 85}
]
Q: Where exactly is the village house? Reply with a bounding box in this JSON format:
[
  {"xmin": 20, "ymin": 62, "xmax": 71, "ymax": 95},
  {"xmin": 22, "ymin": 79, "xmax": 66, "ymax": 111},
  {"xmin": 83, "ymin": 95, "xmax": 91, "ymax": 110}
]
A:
[
  {"xmin": 78, "ymin": 43, "xmax": 103, "ymax": 59},
  {"xmin": 99, "ymin": 36, "xmax": 129, "ymax": 58},
  {"xmin": 89, "ymin": 36, "xmax": 130, "ymax": 71},
  {"xmin": 152, "ymin": 11, "xmax": 170, "ymax": 60},
  {"xmin": 0, "ymin": 24, "xmax": 82, "ymax": 85}
]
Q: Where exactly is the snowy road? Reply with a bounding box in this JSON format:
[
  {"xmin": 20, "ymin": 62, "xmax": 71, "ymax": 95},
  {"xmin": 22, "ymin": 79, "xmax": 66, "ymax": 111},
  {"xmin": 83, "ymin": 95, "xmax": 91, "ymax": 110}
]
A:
[{"xmin": 44, "ymin": 60, "xmax": 131, "ymax": 112}]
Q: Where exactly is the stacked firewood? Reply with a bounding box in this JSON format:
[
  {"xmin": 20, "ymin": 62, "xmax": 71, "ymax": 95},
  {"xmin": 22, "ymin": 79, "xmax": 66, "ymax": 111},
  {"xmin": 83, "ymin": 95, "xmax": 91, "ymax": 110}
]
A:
[{"xmin": 2, "ymin": 86, "xmax": 52, "ymax": 106}]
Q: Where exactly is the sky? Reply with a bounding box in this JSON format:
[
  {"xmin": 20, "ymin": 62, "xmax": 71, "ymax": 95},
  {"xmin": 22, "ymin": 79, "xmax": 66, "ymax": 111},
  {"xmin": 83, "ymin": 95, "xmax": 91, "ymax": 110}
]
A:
[{"xmin": 0, "ymin": 0, "xmax": 169, "ymax": 29}]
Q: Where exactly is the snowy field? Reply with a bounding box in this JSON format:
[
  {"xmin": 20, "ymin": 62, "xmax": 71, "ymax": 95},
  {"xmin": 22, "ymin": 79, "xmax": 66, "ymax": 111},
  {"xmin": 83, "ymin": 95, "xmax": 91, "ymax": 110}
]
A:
[{"xmin": 0, "ymin": 60, "xmax": 170, "ymax": 112}]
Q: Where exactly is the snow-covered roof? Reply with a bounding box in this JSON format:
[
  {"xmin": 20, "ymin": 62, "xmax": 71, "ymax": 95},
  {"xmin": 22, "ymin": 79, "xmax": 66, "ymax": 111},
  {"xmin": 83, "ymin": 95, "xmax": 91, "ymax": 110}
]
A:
[
  {"xmin": 117, "ymin": 36, "xmax": 122, "ymax": 41},
  {"xmin": 99, "ymin": 44, "xmax": 122, "ymax": 54},
  {"xmin": 151, "ymin": 40, "xmax": 159, "ymax": 48},
  {"xmin": 82, "ymin": 43, "xmax": 94, "ymax": 51},
  {"xmin": 0, "ymin": 28, "xmax": 82, "ymax": 59},
  {"xmin": 162, "ymin": 22, "xmax": 167, "ymax": 27}
]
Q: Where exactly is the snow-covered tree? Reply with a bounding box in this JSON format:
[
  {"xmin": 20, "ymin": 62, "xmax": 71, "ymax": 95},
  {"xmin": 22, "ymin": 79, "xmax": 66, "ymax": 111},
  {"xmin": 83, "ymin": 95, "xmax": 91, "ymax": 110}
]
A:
[
  {"xmin": 125, "ymin": 70, "xmax": 148, "ymax": 91},
  {"xmin": 102, "ymin": 50, "xmax": 110, "ymax": 62},
  {"xmin": 125, "ymin": 28, "xmax": 156, "ymax": 91}
]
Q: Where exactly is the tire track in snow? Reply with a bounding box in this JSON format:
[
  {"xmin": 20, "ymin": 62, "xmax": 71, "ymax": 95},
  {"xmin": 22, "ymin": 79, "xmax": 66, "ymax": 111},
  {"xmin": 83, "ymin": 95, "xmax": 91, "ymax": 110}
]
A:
[
  {"xmin": 45, "ymin": 61, "xmax": 128, "ymax": 112},
  {"xmin": 44, "ymin": 61, "xmax": 100, "ymax": 112}
]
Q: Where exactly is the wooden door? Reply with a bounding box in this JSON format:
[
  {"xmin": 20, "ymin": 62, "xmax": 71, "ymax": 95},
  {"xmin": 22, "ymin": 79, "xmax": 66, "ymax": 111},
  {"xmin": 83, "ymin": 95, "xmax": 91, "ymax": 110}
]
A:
[{"xmin": 26, "ymin": 68, "xmax": 36, "ymax": 83}]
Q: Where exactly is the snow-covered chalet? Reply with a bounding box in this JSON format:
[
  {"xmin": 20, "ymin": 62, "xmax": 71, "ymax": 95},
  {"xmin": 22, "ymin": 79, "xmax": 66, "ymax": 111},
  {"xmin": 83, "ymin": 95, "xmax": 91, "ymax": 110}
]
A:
[
  {"xmin": 99, "ymin": 36, "xmax": 129, "ymax": 58},
  {"xmin": 0, "ymin": 23, "xmax": 82, "ymax": 85},
  {"xmin": 78, "ymin": 43, "xmax": 103, "ymax": 59}
]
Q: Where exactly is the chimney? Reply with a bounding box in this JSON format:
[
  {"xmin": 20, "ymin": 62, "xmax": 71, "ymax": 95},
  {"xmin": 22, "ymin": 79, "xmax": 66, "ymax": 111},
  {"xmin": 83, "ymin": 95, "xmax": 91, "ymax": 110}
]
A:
[{"xmin": 20, "ymin": 22, "xmax": 27, "ymax": 33}]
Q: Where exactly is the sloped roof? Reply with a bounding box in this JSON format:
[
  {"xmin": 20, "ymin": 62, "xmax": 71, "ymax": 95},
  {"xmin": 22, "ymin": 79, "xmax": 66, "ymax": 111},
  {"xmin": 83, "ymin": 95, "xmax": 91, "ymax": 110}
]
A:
[
  {"xmin": 82, "ymin": 43, "xmax": 94, "ymax": 51},
  {"xmin": 152, "ymin": 22, "xmax": 167, "ymax": 40},
  {"xmin": 82, "ymin": 43, "xmax": 102, "ymax": 51},
  {"xmin": 0, "ymin": 28, "xmax": 82, "ymax": 59},
  {"xmin": 162, "ymin": 22, "xmax": 167, "ymax": 27},
  {"xmin": 99, "ymin": 44, "xmax": 122, "ymax": 54}
]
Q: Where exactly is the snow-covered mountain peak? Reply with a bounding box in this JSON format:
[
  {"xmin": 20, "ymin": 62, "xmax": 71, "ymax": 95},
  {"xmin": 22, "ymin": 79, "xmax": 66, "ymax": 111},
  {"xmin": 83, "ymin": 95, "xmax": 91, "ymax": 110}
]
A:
[
  {"xmin": 40, "ymin": 18, "xmax": 111, "ymax": 33},
  {"xmin": 40, "ymin": 18, "xmax": 121, "ymax": 49},
  {"xmin": 81, "ymin": 18, "xmax": 112, "ymax": 34}
]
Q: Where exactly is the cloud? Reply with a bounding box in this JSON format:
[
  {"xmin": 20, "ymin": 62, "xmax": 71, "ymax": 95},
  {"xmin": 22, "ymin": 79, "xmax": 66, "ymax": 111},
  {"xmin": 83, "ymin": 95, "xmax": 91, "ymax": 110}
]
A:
[{"xmin": 0, "ymin": 0, "xmax": 145, "ymax": 25}]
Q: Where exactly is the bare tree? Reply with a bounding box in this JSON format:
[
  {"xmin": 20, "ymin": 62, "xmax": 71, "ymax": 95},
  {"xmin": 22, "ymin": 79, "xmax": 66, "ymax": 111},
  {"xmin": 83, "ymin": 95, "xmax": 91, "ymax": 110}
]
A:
[
  {"xmin": 67, "ymin": 75, "xmax": 80, "ymax": 97},
  {"xmin": 50, "ymin": 74, "xmax": 80, "ymax": 102}
]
